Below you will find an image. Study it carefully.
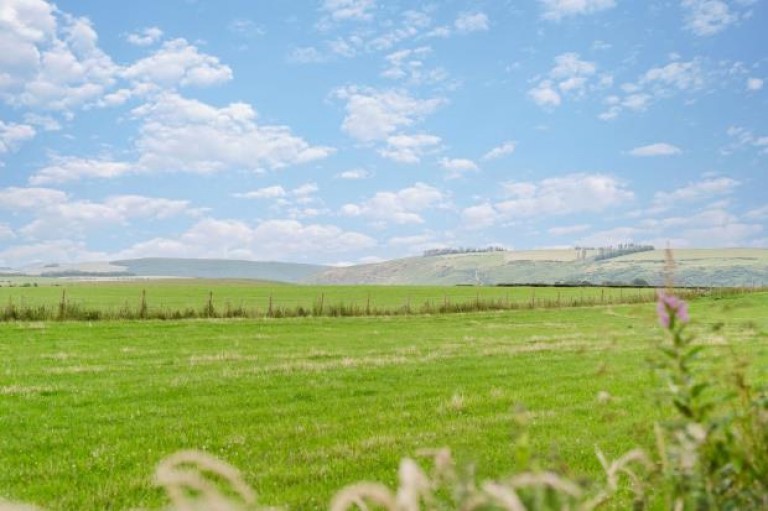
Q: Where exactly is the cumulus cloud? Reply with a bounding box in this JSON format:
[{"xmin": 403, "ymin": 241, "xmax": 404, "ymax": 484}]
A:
[
  {"xmin": 747, "ymin": 77, "xmax": 764, "ymax": 91},
  {"xmin": 320, "ymin": 0, "xmax": 376, "ymax": 23},
  {"xmin": 439, "ymin": 157, "xmax": 479, "ymax": 179},
  {"xmin": 29, "ymin": 91, "xmax": 333, "ymax": 182},
  {"xmin": 529, "ymin": 53, "xmax": 607, "ymax": 108},
  {"xmin": 336, "ymin": 168, "xmax": 373, "ymax": 180},
  {"xmin": 724, "ymin": 125, "xmax": 768, "ymax": 155},
  {"xmin": 528, "ymin": 81, "xmax": 561, "ymax": 108},
  {"xmin": 548, "ymin": 224, "xmax": 591, "ymax": 236},
  {"xmin": 288, "ymin": 46, "xmax": 327, "ymax": 64},
  {"xmin": 381, "ymin": 47, "xmax": 447, "ymax": 85},
  {"xmin": 0, "ymin": 0, "xmax": 118, "ymax": 111},
  {"xmin": 454, "ymin": 12, "xmax": 489, "ymax": 33},
  {"xmin": 628, "ymin": 143, "xmax": 682, "ymax": 157},
  {"xmin": 644, "ymin": 206, "xmax": 763, "ymax": 247},
  {"xmin": 341, "ymin": 183, "xmax": 446, "ymax": 225},
  {"xmin": 0, "ymin": 239, "xmax": 109, "ymax": 268},
  {"xmin": 233, "ymin": 185, "xmax": 287, "ymax": 199},
  {"xmin": 0, "ymin": 120, "xmax": 35, "ymax": 155},
  {"xmin": 653, "ymin": 177, "xmax": 739, "ymax": 206},
  {"xmin": 379, "ymin": 134, "xmax": 441, "ymax": 163},
  {"xmin": 599, "ymin": 57, "xmax": 708, "ymax": 120},
  {"xmin": 123, "ymin": 38, "xmax": 233, "ymax": 88},
  {"xmin": 30, "ymin": 156, "xmax": 133, "ymax": 184},
  {"xmin": 0, "ymin": 223, "xmax": 15, "ymax": 241},
  {"xmin": 681, "ymin": 0, "xmax": 739, "ymax": 36},
  {"xmin": 462, "ymin": 173, "xmax": 633, "ymax": 228},
  {"xmin": 114, "ymin": 218, "xmax": 376, "ymax": 261},
  {"xmin": 498, "ymin": 173, "xmax": 633, "ymax": 217},
  {"xmin": 483, "ymin": 141, "xmax": 517, "ymax": 160},
  {"xmin": 333, "ymin": 86, "xmax": 443, "ymax": 142},
  {"xmin": 0, "ymin": 186, "xmax": 197, "ymax": 240},
  {"xmin": 540, "ymin": 0, "xmax": 616, "ymax": 21},
  {"xmin": 132, "ymin": 92, "xmax": 334, "ymax": 173},
  {"xmin": 126, "ymin": 26, "xmax": 163, "ymax": 46},
  {"xmin": 460, "ymin": 203, "xmax": 497, "ymax": 229}
]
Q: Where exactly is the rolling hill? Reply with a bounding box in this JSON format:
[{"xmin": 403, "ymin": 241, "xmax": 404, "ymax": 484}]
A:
[
  {"xmin": 4, "ymin": 249, "xmax": 767, "ymax": 287},
  {"xmin": 308, "ymin": 249, "xmax": 768, "ymax": 287},
  {"xmin": 12, "ymin": 258, "xmax": 328, "ymax": 283}
]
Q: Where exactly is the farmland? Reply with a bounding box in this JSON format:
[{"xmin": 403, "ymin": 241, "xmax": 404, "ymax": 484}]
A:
[
  {"xmin": 1, "ymin": 288, "xmax": 767, "ymax": 510},
  {"xmin": 0, "ymin": 280, "xmax": 715, "ymax": 321}
]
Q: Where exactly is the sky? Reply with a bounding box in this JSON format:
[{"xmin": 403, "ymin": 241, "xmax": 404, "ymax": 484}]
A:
[{"xmin": 0, "ymin": 0, "xmax": 766, "ymax": 268}]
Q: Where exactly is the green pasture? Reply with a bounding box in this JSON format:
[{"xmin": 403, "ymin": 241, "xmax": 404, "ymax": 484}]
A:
[
  {"xmin": 0, "ymin": 280, "xmax": 661, "ymax": 316},
  {"xmin": 1, "ymin": 292, "xmax": 767, "ymax": 510}
]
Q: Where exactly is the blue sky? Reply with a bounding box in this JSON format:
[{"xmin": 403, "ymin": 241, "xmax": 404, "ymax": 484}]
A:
[{"xmin": 0, "ymin": 0, "xmax": 766, "ymax": 267}]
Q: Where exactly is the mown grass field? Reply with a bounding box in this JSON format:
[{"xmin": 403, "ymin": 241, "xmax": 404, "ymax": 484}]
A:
[
  {"xmin": 1, "ymin": 290, "xmax": 767, "ymax": 510},
  {"xmin": 0, "ymin": 280, "xmax": 663, "ymax": 318}
]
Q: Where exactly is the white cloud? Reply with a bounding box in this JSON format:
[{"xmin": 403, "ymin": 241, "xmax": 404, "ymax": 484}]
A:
[
  {"xmin": 0, "ymin": 0, "xmax": 118, "ymax": 111},
  {"xmin": 0, "ymin": 239, "xmax": 109, "ymax": 268},
  {"xmin": 599, "ymin": 58, "xmax": 707, "ymax": 119},
  {"xmin": 379, "ymin": 134, "xmax": 441, "ymax": 163},
  {"xmin": 30, "ymin": 92, "xmax": 334, "ymax": 183},
  {"xmin": 0, "ymin": 186, "xmax": 196, "ymax": 241},
  {"xmin": 126, "ymin": 27, "xmax": 163, "ymax": 46},
  {"xmin": 548, "ymin": 224, "xmax": 591, "ymax": 236},
  {"xmin": 333, "ymin": 86, "xmax": 443, "ymax": 142},
  {"xmin": 115, "ymin": 218, "xmax": 376, "ymax": 261},
  {"xmin": 682, "ymin": 0, "xmax": 738, "ymax": 36},
  {"xmin": 540, "ymin": 0, "xmax": 616, "ymax": 21},
  {"xmin": 227, "ymin": 19, "xmax": 264, "ymax": 38},
  {"xmin": 642, "ymin": 59, "xmax": 705, "ymax": 91},
  {"xmin": 497, "ymin": 174, "xmax": 633, "ymax": 218},
  {"xmin": 652, "ymin": 206, "xmax": 763, "ymax": 246},
  {"xmin": 483, "ymin": 141, "xmax": 517, "ymax": 160},
  {"xmin": 628, "ymin": 143, "xmax": 682, "ymax": 157},
  {"xmin": 529, "ymin": 53, "xmax": 604, "ymax": 108},
  {"xmin": 439, "ymin": 157, "xmax": 479, "ymax": 179},
  {"xmin": 336, "ymin": 168, "xmax": 373, "ymax": 180},
  {"xmin": 574, "ymin": 226, "xmax": 643, "ymax": 247},
  {"xmin": 381, "ymin": 47, "xmax": 447, "ymax": 85},
  {"xmin": 0, "ymin": 120, "xmax": 35, "ymax": 155},
  {"xmin": 528, "ymin": 80, "xmax": 561, "ymax": 107},
  {"xmin": 123, "ymin": 38, "xmax": 233, "ymax": 88},
  {"xmin": 366, "ymin": 10, "xmax": 431, "ymax": 51},
  {"xmin": 341, "ymin": 183, "xmax": 446, "ymax": 225},
  {"xmin": 291, "ymin": 183, "xmax": 318, "ymax": 197},
  {"xmin": 454, "ymin": 12, "xmax": 489, "ymax": 33},
  {"xmin": 321, "ymin": 0, "xmax": 376, "ymax": 22},
  {"xmin": 234, "ymin": 186, "xmax": 287, "ymax": 199},
  {"xmin": 22, "ymin": 113, "xmax": 60, "ymax": 131},
  {"xmin": 30, "ymin": 156, "xmax": 133, "ymax": 184},
  {"xmin": 0, "ymin": 223, "xmax": 15, "ymax": 241},
  {"xmin": 460, "ymin": 203, "xmax": 497, "ymax": 229},
  {"xmin": 724, "ymin": 125, "xmax": 768, "ymax": 155},
  {"xmin": 132, "ymin": 92, "xmax": 334, "ymax": 173},
  {"xmin": 653, "ymin": 177, "xmax": 739, "ymax": 206},
  {"xmin": 0, "ymin": 187, "xmax": 68, "ymax": 210},
  {"xmin": 745, "ymin": 205, "xmax": 768, "ymax": 220},
  {"xmin": 461, "ymin": 174, "xmax": 633, "ymax": 229},
  {"xmin": 747, "ymin": 77, "xmax": 764, "ymax": 91},
  {"xmin": 288, "ymin": 46, "xmax": 327, "ymax": 64}
]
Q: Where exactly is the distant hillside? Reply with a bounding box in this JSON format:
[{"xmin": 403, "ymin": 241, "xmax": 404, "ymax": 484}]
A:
[
  {"xmin": 308, "ymin": 249, "xmax": 768, "ymax": 287},
  {"xmin": 16, "ymin": 258, "xmax": 328, "ymax": 283},
  {"xmin": 112, "ymin": 258, "xmax": 327, "ymax": 282},
  {"xmin": 9, "ymin": 250, "xmax": 768, "ymax": 286}
]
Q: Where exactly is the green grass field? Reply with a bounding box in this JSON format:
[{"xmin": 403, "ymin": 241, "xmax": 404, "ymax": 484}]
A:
[
  {"xmin": 0, "ymin": 281, "xmax": 665, "ymax": 320},
  {"xmin": 2, "ymin": 289, "xmax": 767, "ymax": 509}
]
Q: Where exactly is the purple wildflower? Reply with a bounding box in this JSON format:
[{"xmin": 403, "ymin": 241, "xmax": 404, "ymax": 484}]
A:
[{"xmin": 657, "ymin": 290, "xmax": 689, "ymax": 328}]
